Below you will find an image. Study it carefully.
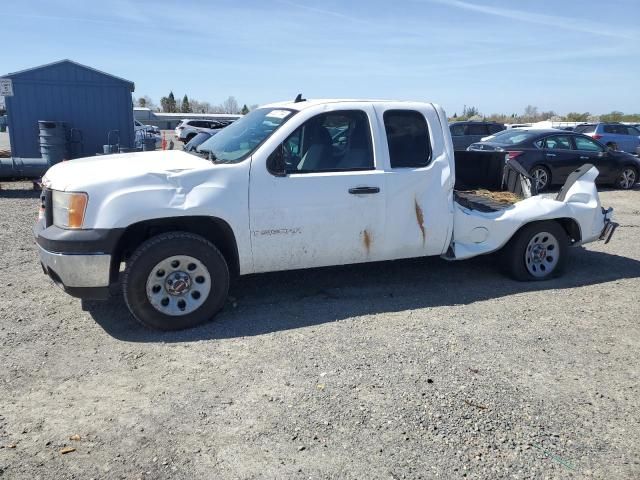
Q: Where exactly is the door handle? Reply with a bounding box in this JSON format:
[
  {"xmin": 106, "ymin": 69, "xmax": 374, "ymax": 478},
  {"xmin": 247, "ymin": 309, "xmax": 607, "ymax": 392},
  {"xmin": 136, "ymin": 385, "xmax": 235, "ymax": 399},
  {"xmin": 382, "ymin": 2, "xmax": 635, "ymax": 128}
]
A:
[
  {"xmin": 580, "ymin": 156, "xmax": 589, "ymax": 160},
  {"xmin": 349, "ymin": 186, "xmax": 380, "ymax": 195},
  {"xmin": 546, "ymin": 153, "xmax": 556, "ymax": 157}
]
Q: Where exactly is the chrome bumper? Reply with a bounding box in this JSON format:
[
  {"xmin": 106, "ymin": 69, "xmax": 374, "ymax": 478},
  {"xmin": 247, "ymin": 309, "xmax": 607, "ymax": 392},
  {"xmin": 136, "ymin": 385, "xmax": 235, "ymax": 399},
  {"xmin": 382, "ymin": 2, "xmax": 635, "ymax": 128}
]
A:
[{"xmin": 37, "ymin": 245, "xmax": 111, "ymax": 288}]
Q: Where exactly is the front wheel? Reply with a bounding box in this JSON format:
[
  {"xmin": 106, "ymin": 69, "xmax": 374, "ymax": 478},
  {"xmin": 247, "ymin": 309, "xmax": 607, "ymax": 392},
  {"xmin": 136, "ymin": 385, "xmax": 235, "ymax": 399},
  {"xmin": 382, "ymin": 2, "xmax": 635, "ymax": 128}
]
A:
[
  {"xmin": 616, "ymin": 166, "xmax": 637, "ymax": 190},
  {"xmin": 504, "ymin": 221, "xmax": 568, "ymax": 281},
  {"xmin": 122, "ymin": 232, "xmax": 229, "ymax": 330}
]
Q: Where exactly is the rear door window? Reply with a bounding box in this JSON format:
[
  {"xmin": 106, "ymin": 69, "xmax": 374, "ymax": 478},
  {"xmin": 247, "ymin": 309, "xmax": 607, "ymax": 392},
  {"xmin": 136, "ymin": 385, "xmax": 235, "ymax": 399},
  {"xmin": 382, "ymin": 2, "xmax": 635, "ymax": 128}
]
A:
[
  {"xmin": 543, "ymin": 135, "xmax": 573, "ymax": 150},
  {"xmin": 627, "ymin": 126, "xmax": 640, "ymax": 136},
  {"xmin": 450, "ymin": 124, "xmax": 466, "ymax": 136},
  {"xmin": 603, "ymin": 125, "xmax": 624, "ymax": 134},
  {"xmin": 488, "ymin": 124, "xmax": 504, "ymax": 134},
  {"xmin": 384, "ymin": 110, "xmax": 431, "ymax": 168},
  {"xmin": 467, "ymin": 124, "xmax": 488, "ymax": 136}
]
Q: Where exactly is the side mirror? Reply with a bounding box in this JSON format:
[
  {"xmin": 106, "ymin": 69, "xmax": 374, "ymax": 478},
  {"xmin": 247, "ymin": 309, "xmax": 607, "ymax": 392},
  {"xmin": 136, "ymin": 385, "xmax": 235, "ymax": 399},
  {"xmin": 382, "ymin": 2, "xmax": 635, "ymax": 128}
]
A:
[{"xmin": 267, "ymin": 144, "xmax": 287, "ymax": 177}]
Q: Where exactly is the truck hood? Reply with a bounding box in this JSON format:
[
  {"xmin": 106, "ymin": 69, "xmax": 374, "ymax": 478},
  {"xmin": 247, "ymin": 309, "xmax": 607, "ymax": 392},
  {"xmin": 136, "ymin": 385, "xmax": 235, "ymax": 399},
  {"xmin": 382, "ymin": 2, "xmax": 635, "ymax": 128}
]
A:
[{"xmin": 42, "ymin": 150, "xmax": 212, "ymax": 191}]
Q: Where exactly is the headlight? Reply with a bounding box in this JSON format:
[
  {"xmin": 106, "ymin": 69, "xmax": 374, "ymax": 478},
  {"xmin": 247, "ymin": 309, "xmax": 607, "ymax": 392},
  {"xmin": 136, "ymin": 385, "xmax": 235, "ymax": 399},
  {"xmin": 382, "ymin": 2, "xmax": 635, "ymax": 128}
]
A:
[{"xmin": 52, "ymin": 191, "xmax": 88, "ymax": 229}]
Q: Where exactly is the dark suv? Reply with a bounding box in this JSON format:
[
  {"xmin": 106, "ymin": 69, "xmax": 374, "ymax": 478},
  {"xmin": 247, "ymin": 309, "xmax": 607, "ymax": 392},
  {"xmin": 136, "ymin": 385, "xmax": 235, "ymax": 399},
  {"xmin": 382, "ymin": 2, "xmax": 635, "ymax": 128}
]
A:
[{"xmin": 449, "ymin": 121, "xmax": 506, "ymax": 150}]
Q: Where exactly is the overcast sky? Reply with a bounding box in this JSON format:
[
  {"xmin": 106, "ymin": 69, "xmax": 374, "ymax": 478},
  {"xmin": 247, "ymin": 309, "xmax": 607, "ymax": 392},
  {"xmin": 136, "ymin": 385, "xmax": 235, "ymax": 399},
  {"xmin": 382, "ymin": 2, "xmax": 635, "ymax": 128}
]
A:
[{"xmin": 2, "ymin": 0, "xmax": 638, "ymax": 116}]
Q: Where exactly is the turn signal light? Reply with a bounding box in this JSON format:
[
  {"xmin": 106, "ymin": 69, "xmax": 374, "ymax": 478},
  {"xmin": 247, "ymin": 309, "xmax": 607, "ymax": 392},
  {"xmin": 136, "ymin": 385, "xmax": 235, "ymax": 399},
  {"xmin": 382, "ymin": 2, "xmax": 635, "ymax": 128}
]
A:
[{"xmin": 68, "ymin": 194, "xmax": 88, "ymax": 228}]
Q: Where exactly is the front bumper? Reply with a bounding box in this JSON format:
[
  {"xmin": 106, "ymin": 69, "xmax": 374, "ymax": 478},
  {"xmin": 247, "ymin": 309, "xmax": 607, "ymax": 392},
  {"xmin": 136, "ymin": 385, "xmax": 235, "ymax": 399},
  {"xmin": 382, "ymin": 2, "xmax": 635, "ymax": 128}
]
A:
[
  {"xmin": 34, "ymin": 218, "xmax": 123, "ymax": 300},
  {"xmin": 37, "ymin": 245, "xmax": 112, "ymax": 299}
]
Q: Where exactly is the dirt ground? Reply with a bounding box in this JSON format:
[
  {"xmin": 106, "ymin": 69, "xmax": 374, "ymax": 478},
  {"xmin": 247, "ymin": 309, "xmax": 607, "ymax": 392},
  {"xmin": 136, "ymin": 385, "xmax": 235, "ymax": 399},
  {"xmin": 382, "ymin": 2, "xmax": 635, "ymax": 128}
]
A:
[{"xmin": 0, "ymin": 182, "xmax": 639, "ymax": 479}]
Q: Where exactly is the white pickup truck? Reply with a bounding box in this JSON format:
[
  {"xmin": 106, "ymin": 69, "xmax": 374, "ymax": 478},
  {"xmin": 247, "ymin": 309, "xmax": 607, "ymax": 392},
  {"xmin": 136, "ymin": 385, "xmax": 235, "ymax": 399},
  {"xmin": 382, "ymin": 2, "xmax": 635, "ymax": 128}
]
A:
[{"xmin": 35, "ymin": 98, "xmax": 617, "ymax": 330}]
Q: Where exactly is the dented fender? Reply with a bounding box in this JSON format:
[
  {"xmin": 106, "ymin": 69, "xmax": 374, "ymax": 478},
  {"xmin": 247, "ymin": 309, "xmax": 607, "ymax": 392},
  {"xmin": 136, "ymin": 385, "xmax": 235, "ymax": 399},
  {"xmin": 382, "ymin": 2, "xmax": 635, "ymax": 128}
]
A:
[{"xmin": 43, "ymin": 150, "xmax": 253, "ymax": 274}]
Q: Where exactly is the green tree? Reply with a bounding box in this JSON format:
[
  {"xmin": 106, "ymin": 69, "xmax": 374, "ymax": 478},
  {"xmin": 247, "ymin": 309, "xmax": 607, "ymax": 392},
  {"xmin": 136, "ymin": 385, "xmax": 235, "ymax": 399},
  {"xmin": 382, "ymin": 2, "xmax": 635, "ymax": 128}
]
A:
[
  {"xmin": 600, "ymin": 111, "xmax": 624, "ymax": 122},
  {"xmin": 160, "ymin": 91, "xmax": 178, "ymax": 113},
  {"xmin": 241, "ymin": 104, "xmax": 249, "ymax": 115},
  {"xmin": 463, "ymin": 105, "xmax": 479, "ymax": 117},
  {"xmin": 565, "ymin": 112, "xmax": 590, "ymax": 122},
  {"xmin": 181, "ymin": 95, "xmax": 192, "ymax": 113}
]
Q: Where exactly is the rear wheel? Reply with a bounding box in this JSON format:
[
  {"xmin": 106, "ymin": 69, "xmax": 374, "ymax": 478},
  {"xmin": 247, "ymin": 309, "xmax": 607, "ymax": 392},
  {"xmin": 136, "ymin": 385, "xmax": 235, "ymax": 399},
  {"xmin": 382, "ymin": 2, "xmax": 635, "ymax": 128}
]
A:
[
  {"xmin": 122, "ymin": 232, "xmax": 229, "ymax": 330},
  {"xmin": 529, "ymin": 165, "xmax": 551, "ymax": 192},
  {"xmin": 616, "ymin": 166, "xmax": 637, "ymax": 190},
  {"xmin": 504, "ymin": 221, "xmax": 568, "ymax": 281}
]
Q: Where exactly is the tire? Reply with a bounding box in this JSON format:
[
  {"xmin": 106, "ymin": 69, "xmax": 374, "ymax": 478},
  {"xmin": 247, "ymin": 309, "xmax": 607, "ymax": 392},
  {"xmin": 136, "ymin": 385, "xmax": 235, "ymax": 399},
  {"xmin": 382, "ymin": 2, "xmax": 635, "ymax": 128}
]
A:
[
  {"xmin": 615, "ymin": 166, "xmax": 637, "ymax": 190},
  {"xmin": 503, "ymin": 221, "xmax": 568, "ymax": 281},
  {"xmin": 122, "ymin": 232, "xmax": 229, "ymax": 330},
  {"xmin": 606, "ymin": 142, "xmax": 618, "ymax": 152},
  {"xmin": 184, "ymin": 133, "xmax": 196, "ymax": 143},
  {"xmin": 529, "ymin": 165, "xmax": 551, "ymax": 192}
]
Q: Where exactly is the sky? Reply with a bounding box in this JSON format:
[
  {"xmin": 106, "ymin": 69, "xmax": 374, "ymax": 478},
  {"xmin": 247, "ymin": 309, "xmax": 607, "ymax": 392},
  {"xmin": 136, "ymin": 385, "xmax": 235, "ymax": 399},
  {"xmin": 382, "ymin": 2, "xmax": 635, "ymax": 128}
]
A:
[{"xmin": 1, "ymin": 0, "xmax": 639, "ymax": 116}]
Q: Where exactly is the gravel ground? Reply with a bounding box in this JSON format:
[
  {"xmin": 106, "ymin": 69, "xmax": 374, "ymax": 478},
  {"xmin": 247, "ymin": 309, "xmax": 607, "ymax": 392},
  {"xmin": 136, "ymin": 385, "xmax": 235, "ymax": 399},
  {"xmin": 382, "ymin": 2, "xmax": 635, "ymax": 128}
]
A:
[{"xmin": 0, "ymin": 181, "xmax": 639, "ymax": 479}]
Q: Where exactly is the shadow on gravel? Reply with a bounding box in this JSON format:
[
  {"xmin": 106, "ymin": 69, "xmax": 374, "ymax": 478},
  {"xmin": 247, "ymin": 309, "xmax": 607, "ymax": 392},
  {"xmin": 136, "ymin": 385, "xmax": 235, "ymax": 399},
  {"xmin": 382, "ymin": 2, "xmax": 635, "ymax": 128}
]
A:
[{"xmin": 86, "ymin": 246, "xmax": 640, "ymax": 343}]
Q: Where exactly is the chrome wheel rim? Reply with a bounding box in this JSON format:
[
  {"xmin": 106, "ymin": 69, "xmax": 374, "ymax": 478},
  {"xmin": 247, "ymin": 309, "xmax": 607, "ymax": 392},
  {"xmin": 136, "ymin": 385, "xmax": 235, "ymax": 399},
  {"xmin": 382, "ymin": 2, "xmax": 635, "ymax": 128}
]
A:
[
  {"xmin": 525, "ymin": 231, "xmax": 559, "ymax": 278},
  {"xmin": 619, "ymin": 168, "xmax": 636, "ymax": 189},
  {"xmin": 145, "ymin": 255, "xmax": 211, "ymax": 316},
  {"xmin": 531, "ymin": 168, "xmax": 548, "ymax": 191}
]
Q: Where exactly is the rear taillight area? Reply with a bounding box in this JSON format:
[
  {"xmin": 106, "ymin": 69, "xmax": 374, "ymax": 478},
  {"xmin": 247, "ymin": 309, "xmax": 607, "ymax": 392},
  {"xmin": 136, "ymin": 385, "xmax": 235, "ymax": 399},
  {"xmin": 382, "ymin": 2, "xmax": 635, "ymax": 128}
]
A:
[
  {"xmin": 506, "ymin": 151, "xmax": 524, "ymax": 160},
  {"xmin": 593, "ymin": 134, "xmax": 602, "ymax": 140}
]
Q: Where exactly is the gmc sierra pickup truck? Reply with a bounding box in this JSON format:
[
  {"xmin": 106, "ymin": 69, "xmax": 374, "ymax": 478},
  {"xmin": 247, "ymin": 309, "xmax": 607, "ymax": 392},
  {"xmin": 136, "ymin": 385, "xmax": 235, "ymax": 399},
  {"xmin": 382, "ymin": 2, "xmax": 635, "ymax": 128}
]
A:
[{"xmin": 35, "ymin": 99, "xmax": 617, "ymax": 330}]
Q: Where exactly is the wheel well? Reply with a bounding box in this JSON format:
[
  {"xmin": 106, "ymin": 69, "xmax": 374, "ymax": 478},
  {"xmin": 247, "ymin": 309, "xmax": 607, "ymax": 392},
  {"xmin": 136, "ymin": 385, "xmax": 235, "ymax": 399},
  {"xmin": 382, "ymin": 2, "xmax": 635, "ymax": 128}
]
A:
[
  {"xmin": 505, "ymin": 218, "xmax": 581, "ymax": 249},
  {"xmin": 113, "ymin": 216, "xmax": 240, "ymax": 279},
  {"xmin": 554, "ymin": 218, "xmax": 581, "ymax": 244}
]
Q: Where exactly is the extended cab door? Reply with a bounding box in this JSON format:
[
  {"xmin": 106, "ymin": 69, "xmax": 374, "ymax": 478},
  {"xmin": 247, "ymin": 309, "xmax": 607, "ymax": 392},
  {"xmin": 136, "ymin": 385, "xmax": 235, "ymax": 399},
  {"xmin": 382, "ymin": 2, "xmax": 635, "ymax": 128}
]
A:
[
  {"xmin": 373, "ymin": 104, "xmax": 453, "ymax": 259},
  {"xmin": 248, "ymin": 105, "xmax": 386, "ymax": 273}
]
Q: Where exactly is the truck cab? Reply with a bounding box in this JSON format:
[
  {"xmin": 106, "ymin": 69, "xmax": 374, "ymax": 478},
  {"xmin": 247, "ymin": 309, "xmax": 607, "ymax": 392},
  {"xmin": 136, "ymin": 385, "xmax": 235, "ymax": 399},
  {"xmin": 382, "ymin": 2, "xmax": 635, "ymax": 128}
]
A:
[{"xmin": 35, "ymin": 99, "xmax": 616, "ymax": 330}]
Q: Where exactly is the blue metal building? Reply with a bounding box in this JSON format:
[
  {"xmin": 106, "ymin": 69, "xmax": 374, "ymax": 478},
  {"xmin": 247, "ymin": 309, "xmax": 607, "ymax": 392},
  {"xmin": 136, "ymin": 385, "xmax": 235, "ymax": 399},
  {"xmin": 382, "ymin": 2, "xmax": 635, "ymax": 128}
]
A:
[{"xmin": 1, "ymin": 59, "xmax": 135, "ymax": 161}]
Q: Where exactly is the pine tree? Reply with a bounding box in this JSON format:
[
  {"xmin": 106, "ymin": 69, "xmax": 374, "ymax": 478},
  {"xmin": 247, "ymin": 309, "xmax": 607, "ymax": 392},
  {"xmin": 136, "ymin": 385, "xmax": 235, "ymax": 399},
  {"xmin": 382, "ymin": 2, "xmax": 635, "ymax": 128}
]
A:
[
  {"xmin": 241, "ymin": 104, "xmax": 249, "ymax": 115},
  {"xmin": 181, "ymin": 95, "xmax": 192, "ymax": 113}
]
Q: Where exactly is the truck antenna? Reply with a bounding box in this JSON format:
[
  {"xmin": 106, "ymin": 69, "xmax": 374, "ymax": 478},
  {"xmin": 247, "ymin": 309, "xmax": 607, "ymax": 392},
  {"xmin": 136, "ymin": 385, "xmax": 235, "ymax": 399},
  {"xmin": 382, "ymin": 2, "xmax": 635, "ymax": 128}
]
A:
[{"xmin": 294, "ymin": 93, "xmax": 306, "ymax": 103}]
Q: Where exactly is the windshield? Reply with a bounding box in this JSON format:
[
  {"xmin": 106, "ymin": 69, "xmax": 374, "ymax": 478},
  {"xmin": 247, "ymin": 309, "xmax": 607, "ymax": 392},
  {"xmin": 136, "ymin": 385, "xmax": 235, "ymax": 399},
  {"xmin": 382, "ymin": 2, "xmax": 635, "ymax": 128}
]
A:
[
  {"xmin": 574, "ymin": 124, "xmax": 595, "ymax": 134},
  {"xmin": 488, "ymin": 130, "xmax": 538, "ymax": 145},
  {"xmin": 184, "ymin": 132, "xmax": 212, "ymax": 153},
  {"xmin": 197, "ymin": 108, "xmax": 295, "ymax": 163}
]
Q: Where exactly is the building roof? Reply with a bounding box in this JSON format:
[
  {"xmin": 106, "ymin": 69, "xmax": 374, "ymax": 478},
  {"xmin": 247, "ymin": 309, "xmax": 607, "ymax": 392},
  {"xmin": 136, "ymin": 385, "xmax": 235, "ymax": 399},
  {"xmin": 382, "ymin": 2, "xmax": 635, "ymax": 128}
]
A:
[{"xmin": 2, "ymin": 59, "xmax": 135, "ymax": 91}]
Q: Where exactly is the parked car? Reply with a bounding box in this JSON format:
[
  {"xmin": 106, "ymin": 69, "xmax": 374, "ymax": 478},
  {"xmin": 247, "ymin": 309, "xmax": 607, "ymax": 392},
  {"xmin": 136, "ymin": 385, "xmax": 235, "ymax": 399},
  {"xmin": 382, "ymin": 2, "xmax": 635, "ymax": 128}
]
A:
[
  {"xmin": 183, "ymin": 131, "xmax": 212, "ymax": 154},
  {"xmin": 134, "ymin": 129, "xmax": 162, "ymax": 150},
  {"xmin": 468, "ymin": 129, "xmax": 640, "ymax": 191},
  {"xmin": 574, "ymin": 123, "xmax": 640, "ymax": 155},
  {"xmin": 35, "ymin": 99, "xmax": 616, "ymax": 330},
  {"xmin": 175, "ymin": 119, "xmax": 233, "ymax": 143},
  {"xmin": 134, "ymin": 120, "xmax": 160, "ymax": 135},
  {"xmin": 449, "ymin": 121, "xmax": 505, "ymax": 150}
]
